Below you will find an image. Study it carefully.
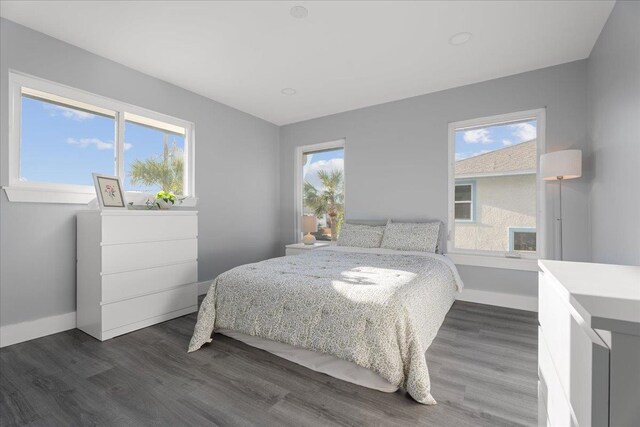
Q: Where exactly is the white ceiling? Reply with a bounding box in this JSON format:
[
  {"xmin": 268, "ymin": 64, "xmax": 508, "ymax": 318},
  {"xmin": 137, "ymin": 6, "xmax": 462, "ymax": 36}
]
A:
[{"xmin": 1, "ymin": 1, "xmax": 614, "ymax": 125}]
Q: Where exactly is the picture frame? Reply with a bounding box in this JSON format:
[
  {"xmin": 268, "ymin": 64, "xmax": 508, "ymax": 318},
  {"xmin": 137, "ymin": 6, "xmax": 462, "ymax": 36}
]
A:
[{"xmin": 92, "ymin": 173, "xmax": 127, "ymax": 209}]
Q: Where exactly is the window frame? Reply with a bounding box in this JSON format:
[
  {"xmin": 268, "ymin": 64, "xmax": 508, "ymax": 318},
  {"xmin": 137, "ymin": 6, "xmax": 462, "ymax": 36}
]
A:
[
  {"xmin": 5, "ymin": 71, "xmax": 196, "ymax": 204},
  {"xmin": 447, "ymin": 108, "xmax": 546, "ymax": 269},
  {"xmin": 454, "ymin": 180, "xmax": 476, "ymax": 222},
  {"xmin": 508, "ymin": 227, "xmax": 537, "ymax": 252},
  {"xmin": 293, "ymin": 139, "xmax": 346, "ymax": 243}
]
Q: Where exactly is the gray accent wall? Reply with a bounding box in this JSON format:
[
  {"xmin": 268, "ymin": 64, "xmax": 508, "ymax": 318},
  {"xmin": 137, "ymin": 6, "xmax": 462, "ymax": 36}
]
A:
[
  {"xmin": 587, "ymin": 0, "xmax": 640, "ymax": 266},
  {"xmin": 279, "ymin": 60, "xmax": 591, "ymax": 297},
  {"xmin": 0, "ymin": 19, "xmax": 280, "ymax": 327}
]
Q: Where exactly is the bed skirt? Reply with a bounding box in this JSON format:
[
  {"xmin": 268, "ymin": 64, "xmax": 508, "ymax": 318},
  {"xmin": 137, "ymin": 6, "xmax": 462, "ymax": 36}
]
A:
[{"xmin": 217, "ymin": 328, "xmax": 399, "ymax": 393}]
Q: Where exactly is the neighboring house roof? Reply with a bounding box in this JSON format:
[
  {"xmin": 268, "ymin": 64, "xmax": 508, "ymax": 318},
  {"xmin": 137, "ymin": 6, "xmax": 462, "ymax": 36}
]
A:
[{"xmin": 455, "ymin": 139, "xmax": 536, "ymax": 177}]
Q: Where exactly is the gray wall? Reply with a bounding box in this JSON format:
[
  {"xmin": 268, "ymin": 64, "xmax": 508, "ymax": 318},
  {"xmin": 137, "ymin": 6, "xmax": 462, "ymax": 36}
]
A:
[
  {"xmin": 587, "ymin": 0, "xmax": 640, "ymax": 266},
  {"xmin": 4, "ymin": 0, "xmax": 636, "ymax": 328},
  {"xmin": 279, "ymin": 60, "xmax": 591, "ymax": 297},
  {"xmin": 0, "ymin": 19, "xmax": 281, "ymax": 327}
]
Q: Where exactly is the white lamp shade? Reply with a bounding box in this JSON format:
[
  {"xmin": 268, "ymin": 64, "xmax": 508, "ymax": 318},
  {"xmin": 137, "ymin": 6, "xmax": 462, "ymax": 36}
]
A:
[
  {"xmin": 302, "ymin": 215, "xmax": 318, "ymax": 233},
  {"xmin": 540, "ymin": 149, "xmax": 582, "ymax": 181}
]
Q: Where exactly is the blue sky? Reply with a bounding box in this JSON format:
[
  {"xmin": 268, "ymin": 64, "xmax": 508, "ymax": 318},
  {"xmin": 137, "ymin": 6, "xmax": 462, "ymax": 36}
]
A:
[
  {"xmin": 303, "ymin": 148, "xmax": 344, "ymax": 190},
  {"xmin": 21, "ymin": 97, "xmax": 115, "ymax": 185},
  {"xmin": 455, "ymin": 119, "xmax": 537, "ymax": 161},
  {"xmin": 21, "ymin": 96, "xmax": 183, "ymax": 191}
]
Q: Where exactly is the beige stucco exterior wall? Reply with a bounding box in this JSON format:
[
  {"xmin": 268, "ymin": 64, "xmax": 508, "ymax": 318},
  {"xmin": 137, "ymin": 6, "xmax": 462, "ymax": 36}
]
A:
[{"xmin": 455, "ymin": 174, "xmax": 536, "ymax": 252}]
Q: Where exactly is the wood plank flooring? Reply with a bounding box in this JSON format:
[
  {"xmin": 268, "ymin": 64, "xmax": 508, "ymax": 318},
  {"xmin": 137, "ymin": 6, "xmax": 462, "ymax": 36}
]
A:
[{"xmin": 1, "ymin": 300, "xmax": 538, "ymax": 426}]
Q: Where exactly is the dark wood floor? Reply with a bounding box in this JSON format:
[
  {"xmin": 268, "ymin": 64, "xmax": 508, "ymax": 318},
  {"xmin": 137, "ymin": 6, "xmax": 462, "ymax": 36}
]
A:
[{"xmin": 1, "ymin": 300, "xmax": 538, "ymax": 427}]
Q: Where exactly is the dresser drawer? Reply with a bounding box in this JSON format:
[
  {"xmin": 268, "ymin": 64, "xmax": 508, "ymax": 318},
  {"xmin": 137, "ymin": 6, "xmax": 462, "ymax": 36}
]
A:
[
  {"xmin": 539, "ymin": 271, "xmax": 577, "ymax": 399},
  {"xmin": 102, "ymin": 214, "xmax": 197, "ymax": 244},
  {"xmin": 102, "ymin": 238, "xmax": 197, "ymax": 273},
  {"xmin": 102, "ymin": 261, "xmax": 197, "ymax": 303},
  {"xmin": 538, "ymin": 327, "xmax": 577, "ymax": 427},
  {"xmin": 102, "ymin": 285, "xmax": 196, "ymax": 332},
  {"xmin": 538, "ymin": 272, "xmax": 609, "ymax": 426}
]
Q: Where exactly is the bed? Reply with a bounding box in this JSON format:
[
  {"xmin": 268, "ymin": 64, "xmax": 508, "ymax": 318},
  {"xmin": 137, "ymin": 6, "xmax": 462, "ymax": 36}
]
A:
[{"xmin": 189, "ymin": 243, "xmax": 463, "ymax": 404}]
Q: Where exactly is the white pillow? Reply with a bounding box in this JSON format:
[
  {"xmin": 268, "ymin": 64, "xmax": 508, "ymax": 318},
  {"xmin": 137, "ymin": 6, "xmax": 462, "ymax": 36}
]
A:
[
  {"xmin": 337, "ymin": 223, "xmax": 385, "ymax": 248},
  {"xmin": 380, "ymin": 220, "xmax": 440, "ymax": 253}
]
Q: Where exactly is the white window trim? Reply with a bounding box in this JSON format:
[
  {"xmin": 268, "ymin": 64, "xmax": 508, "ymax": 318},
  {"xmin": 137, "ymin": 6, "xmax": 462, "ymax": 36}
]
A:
[
  {"xmin": 293, "ymin": 139, "xmax": 346, "ymax": 243},
  {"xmin": 447, "ymin": 108, "xmax": 546, "ymax": 270},
  {"xmin": 4, "ymin": 70, "xmax": 196, "ymax": 205}
]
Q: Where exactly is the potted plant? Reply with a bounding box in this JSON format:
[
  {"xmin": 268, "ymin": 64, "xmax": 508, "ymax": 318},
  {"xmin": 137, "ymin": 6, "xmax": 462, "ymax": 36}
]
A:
[{"xmin": 154, "ymin": 190, "xmax": 176, "ymax": 210}]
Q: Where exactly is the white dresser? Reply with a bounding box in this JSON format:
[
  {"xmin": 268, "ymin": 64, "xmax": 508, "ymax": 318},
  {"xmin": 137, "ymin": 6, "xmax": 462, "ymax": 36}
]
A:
[
  {"xmin": 538, "ymin": 260, "xmax": 640, "ymax": 427},
  {"xmin": 77, "ymin": 210, "xmax": 198, "ymax": 341}
]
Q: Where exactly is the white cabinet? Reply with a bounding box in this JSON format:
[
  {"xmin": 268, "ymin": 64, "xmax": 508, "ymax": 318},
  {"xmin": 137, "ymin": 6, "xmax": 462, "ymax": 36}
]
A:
[
  {"xmin": 77, "ymin": 210, "xmax": 198, "ymax": 341},
  {"xmin": 538, "ymin": 260, "xmax": 640, "ymax": 427},
  {"xmin": 538, "ymin": 270, "xmax": 609, "ymax": 427},
  {"xmin": 285, "ymin": 242, "xmax": 330, "ymax": 256}
]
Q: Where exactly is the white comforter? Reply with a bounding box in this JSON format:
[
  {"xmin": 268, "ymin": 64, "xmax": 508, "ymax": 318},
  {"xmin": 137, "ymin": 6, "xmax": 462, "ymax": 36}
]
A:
[{"xmin": 189, "ymin": 246, "xmax": 462, "ymax": 404}]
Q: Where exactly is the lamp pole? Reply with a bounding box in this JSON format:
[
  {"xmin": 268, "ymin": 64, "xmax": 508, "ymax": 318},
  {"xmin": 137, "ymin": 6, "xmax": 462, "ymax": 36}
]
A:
[
  {"xmin": 557, "ymin": 176, "xmax": 563, "ymax": 261},
  {"xmin": 541, "ymin": 149, "xmax": 581, "ymax": 262}
]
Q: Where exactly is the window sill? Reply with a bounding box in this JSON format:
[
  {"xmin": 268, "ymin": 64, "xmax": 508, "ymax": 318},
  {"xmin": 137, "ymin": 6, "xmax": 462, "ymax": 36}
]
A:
[
  {"xmin": 4, "ymin": 186, "xmax": 95, "ymax": 204},
  {"xmin": 446, "ymin": 252, "xmax": 539, "ymax": 272},
  {"xmin": 3, "ymin": 186, "xmax": 198, "ymax": 207}
]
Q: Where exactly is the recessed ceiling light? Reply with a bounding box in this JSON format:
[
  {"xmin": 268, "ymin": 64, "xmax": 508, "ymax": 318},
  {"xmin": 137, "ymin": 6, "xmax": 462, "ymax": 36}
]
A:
[
  {"xmin": 449, "ymin": 32, "xmax": 472, "ymax": 46},
  {"xmin": 290, "ymin": 6, "xmax": 308, "ymax": 19},
  {"xmin": 281, "ymin": 88, "xmax": 297, "ymax": 95}
]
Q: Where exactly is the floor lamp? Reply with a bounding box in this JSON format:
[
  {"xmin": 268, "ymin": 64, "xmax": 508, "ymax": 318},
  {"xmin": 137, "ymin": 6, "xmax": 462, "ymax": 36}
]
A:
[{"xmin": 540, "ymin": 150, "xmax": 582, "ymax": 261}]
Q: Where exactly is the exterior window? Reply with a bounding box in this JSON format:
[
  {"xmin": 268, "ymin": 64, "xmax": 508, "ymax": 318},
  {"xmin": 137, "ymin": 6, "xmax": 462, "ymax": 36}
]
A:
[
  {"xmin": 298, "ymin": 141, "xmax": 345, "ymax": 242},
  {"xmin": 20, "ymin": 92, "xmax": 116, "ymax": 186},
  {"xmin": 124, "ymin": 116, "xmax": 186, "ymax": 195},
  {"xmin": 509, "ymin": 228, "xmax": 537, "ymax": 252},
  {"xmin": 449, "ymin": 110, "xmax": 544, "ymax": 257},
  {"xmin": 7, "ymin": 72, "xmax": 194, "ymax": 204},
  {"xmin": 454, "ymin": 182, "xmax": 474, "ymax": 221}
]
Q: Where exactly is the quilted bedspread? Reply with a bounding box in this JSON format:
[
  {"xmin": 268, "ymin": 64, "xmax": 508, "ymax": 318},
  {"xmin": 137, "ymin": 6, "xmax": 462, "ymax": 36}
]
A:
[{"xmin": 188, "ymin": 247, "xmax": 462, "ymax": 404}]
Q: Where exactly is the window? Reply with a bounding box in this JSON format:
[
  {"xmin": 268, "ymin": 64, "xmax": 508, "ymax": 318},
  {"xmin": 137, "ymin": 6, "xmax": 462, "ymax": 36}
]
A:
[
  {"xmin": 296, "ymin": 140, "xmax": 345, "ymax": 242},
  {"xmin": 20, "ymin": 92, "xmax": 116, "ymax": 186},
  {"xmin": 6, "ymin": 72, "xmax": 194, "ymax": 204},
  {"xmin": 454, "ymin": 181, "xmax": 475, "ymax": 221},
  {"xmin": 124, "ymin": 116, "xmax": 186, "ymax": 195},
  {"xmin": 448, "ymin": 109, "xmax": 545, "ymax": 260},
  {"xmin": 509, "ymin": 228, "xmax": 537, "ymax": 252}
]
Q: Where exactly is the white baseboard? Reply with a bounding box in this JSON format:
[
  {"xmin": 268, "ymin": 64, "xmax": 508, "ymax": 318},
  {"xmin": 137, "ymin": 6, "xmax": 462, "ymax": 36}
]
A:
[
  {"xmin": 0, "ymin": 311, "xmax": 77, "ymax": 348},
  {"xmin": 0, "ymin": 285, "xmax": 532, "ymax": 348},
  {"xmin": 198, "ymin": 280, "xmax": 213, "ymax": 295},
  {"xmin": 457, "ymin": 288, "xmax": 538, "ymax": 312},
  {"xmin": 2, "ymin": 283, "xmax": 211, "ymax": 348}
]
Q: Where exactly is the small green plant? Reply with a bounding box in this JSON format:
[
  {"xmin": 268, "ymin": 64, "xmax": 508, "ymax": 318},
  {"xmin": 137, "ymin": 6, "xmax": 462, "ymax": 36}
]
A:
[
  {"xmin": 156, "ymin": 190, "xmax": 176, "ymax": 204},
  {"xmin": 145, "ymin": 190, "xmax": 185, "ymax": 210}
]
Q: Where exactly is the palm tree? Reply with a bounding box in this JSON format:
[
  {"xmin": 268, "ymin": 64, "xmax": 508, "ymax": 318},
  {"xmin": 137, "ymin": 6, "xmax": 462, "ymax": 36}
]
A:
[
  {"xmin": 303, "ymin": 169, "xmax": 344, "ymax": 241},
  {"xmin": 130, "ymin": 137, "xmax": 184, "ymax": 194}
]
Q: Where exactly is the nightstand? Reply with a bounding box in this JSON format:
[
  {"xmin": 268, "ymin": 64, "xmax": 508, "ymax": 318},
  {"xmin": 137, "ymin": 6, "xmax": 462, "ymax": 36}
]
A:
[{"xmin": 285, "ymin": 242, "xmax": 330, "ymax": 256}]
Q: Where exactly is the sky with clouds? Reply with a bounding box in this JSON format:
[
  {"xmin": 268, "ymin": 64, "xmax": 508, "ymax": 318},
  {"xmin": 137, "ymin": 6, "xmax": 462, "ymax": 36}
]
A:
[
  {"xmin": 455, "ymin": 119, "xmax": 537, "ymax": 161},
  {"xmin": 303, "ymin": 148, "xmax": 344, "ymax": 190},
  {"xmin": 20, "ymin": 96, "xmax": 183, "ymax": 192}
]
